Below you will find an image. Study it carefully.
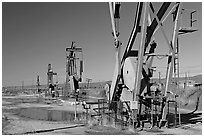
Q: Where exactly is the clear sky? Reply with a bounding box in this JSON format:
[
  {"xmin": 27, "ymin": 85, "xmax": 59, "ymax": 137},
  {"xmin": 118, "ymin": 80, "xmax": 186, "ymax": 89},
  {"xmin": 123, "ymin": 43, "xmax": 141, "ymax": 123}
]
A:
[{"xmin": 2, "ymin": 2, "xmax": 202, "ymax": 87}]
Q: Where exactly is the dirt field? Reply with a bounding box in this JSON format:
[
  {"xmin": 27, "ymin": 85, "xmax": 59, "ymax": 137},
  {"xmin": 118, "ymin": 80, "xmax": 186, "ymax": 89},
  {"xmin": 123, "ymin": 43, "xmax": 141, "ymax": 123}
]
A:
[{"xmin": 2, "ymin": 93, "xmax": 202, "ymax": 135}]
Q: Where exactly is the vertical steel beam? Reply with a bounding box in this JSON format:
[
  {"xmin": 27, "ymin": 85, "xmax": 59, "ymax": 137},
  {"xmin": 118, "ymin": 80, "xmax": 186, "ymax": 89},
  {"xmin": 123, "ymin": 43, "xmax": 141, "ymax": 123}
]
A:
[
  {"xmin": 133, "ymin": 2, "xmax": 149, "ymax": 102},
  {"xmin": 160, "ymin": 3, "xmax": 183, "ymax": 126},
  {"xmin": 132, "ymin": 2, "xmax": 149, "ymax": 129},
  {"xmin": 177, "ymin": 37, "xmax": 181, "ymax": 125},
  {"xmin": 164, "ymin": 3, "xmax": 183, "ymax": 96}
]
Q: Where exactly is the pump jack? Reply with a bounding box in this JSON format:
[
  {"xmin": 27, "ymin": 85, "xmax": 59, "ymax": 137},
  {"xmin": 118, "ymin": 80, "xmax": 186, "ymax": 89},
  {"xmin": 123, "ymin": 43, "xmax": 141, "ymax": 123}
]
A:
[
  {"xmin": 65, "ymin": 41, "xmax": 83, "ymax": 97},
  {"xmin": 107, "ymin": 2, "xmax": 198, "ymax": 129},
  {"xmin": 46, "ymin": 64, "xmax": 57, "ymax": 96},
  {"xmin": 47, "ymin": 64, "xmax": 57, "ymax": 86}
]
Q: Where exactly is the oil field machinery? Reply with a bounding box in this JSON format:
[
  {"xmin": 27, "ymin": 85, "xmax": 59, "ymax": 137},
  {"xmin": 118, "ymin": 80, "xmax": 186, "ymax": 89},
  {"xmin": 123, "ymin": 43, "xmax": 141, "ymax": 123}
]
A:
[
  {"xmin": 47, "ymin": 64, "xmax": 57, "ymax": 86},
  {"xmin": 106, "ymin": 2, "xmax": 198, "ymax": 129},
  {"xmin": 46, "ymin": 64, "xmax": 57, "ymax": 96},
  {"xmin": 65, "ymin": 41, "xmax": 83, "ymax": 98}
]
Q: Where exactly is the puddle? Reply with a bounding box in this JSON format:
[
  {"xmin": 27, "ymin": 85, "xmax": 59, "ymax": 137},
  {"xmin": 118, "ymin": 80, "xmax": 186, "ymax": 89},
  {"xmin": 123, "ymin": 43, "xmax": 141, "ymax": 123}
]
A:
[{"xmin": 18, "ymin": 107, "xmax": 85, "ymax": 121}]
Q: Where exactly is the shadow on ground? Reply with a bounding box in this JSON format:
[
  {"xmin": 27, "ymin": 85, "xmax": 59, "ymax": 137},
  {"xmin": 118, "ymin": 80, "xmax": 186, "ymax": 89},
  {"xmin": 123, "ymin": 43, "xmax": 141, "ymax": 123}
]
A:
[{"xmin": 167, "ymin": 111, "xmax": 202, "ymax": 127}]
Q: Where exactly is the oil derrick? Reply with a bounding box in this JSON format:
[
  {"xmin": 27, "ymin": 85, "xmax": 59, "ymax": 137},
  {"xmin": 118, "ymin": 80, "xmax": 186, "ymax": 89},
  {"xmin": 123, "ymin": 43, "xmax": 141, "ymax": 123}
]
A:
[
  {"xmin": 37, "ymin": 75, "xmax": 41, "ymax": 93},
  {"xmin": 107, "ymin": 2, "xmax": 198, "ymax": 129},
  {"xmin": 47, "ymin": 64, "xmax": 57, "ymax": 86},
  {"xmin": 65, "ymin": 41, "xmax": 83, "ymax": 97}
]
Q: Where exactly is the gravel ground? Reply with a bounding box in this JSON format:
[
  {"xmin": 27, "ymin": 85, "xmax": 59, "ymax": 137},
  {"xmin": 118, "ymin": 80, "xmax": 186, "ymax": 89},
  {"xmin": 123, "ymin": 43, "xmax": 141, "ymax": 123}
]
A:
[
  {"xmin": 3, "ymin": 111, "xmax": 201, "ymax": 135},
  {"xmin": 2, "ymin": 94, "xmax": 202, "ymax": 135},
  {"xmin": 2, "ymin": 112, "xmax": 85, "ymax": 135}
]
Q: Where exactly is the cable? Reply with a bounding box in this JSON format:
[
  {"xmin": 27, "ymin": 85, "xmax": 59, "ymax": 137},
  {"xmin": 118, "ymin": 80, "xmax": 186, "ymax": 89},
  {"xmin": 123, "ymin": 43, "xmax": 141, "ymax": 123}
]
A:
[{"xmin": 155, "ymin": 55, "xmax": 167, "ymax": 60}]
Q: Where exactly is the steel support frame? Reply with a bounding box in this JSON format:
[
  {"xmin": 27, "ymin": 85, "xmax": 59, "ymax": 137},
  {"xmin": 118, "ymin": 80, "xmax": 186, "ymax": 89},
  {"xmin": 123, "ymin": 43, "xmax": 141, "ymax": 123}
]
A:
[
  {"xmin": 164, "ymin": 3, "xmax": 183, "ymax": 98},
  {"xmin": 47, "ymin": 64, "xmax": 57, "ymax": 86},
  {"xmin": 109, "ymin": 2, "xmax": 171, "ymax": 104},
  {"xmin": 130, "ymin": 2, "xmax": 149, "ymax": 129},
  {"xmin": 109, "ymin": 2, "xmax": 122, "ymax": 105},
  {"xmin": 65, "ymin": 42, "xmax": 83, "ymax": 96},
  {"xmin": 160, "ymin": 3, "xmax": 183, "ymax": 127},
  {"xmin": 108, "ymin": 2, "xmax": 187, "ymax": 129},
  {"xmin": 129, "ymin": 3, "xmax": 172, "ymax": 128}
]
